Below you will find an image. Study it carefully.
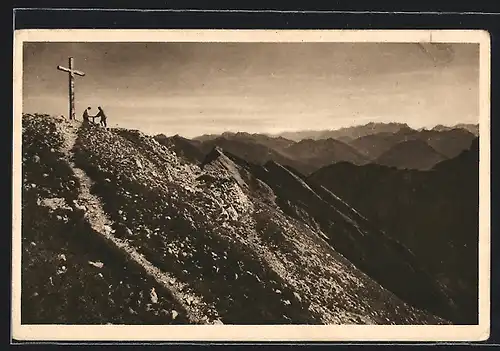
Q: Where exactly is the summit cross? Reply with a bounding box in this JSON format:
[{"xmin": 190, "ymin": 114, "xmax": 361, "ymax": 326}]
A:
[{"xmin": 57, "ymin": 57, "xmax": 85, "ymax": 121}]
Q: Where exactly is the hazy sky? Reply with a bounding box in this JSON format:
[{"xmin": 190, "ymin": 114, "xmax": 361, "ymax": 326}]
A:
[{"xmin": 22, "ymin": 42, "xmax": 479, "ymax": 137}]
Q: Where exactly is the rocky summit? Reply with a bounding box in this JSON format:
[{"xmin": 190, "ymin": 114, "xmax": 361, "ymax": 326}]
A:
[{"xmin": 21, "ymin": 114, "xmax": 452, "ymax": 325}]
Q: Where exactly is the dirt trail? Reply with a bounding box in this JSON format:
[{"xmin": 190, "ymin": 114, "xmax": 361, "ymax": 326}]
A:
[{"xmin": 55, "ymin": 119, "xmax": 219, "ymax": 324}]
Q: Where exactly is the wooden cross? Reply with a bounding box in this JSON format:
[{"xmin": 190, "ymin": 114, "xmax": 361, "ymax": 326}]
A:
[{"xmin": 57, "ymin": 57, "xmax": 85, "ymax": 120}]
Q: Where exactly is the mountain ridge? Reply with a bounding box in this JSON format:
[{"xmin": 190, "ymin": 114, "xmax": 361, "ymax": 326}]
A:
[
  {"xmin": 308, "ymin": 137, "xmax": 479, "ymax": 324},
  {"xmin": 21, "ymin": 113, "xmax": 452, "ymax": 325}
]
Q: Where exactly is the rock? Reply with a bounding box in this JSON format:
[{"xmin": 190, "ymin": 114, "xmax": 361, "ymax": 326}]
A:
[
  {"xmin": 136, "ymin": 159, "xmax": 143, "ymax": 169},
  {"xmin": 213, "ymin": 319, "xmax": 224, "ymax": 325},
  {"xmin": 89, "ymin": 261, "xmax": 104, "ymax": 268},
  {"xmin": 275, "ymin": 289, "xmax": 282, "ymax": 294},
  {"xmin": 171, "ymin": 310, "xmax": 179, "ymax": 320},
  {"xmin": 105, "ymin": 178, "xmax": 111, "ymax": 182},
  {"xmin": 57, "ymin": 266, "xmax": 67, "ymax": 275},
  {"xmin": 31, "ymin": 183, "xmax": 37, "ymax": 188},
  {"xmin": 73, "ymin": 200, "xmax": 87, "ymax": 211},
  {"xmin": 57, "ymin": 253, "xmax": 66, "ymax": 262},
  {"xmin": 185, "ymin": 296, "xmax": 194, "ymax": 306},
  {"xmin": 33, "ymin": 155, "xmax": 40, "ymax": 163},
  {"xmin": 293, "ymin": 292, "xmax": 302, "ymax": 302},
  {"xmin": 283, "ymin": 299, "xmax": 291, "ymax": 305},
  {"xmin": 128, "ymin": 307, "xmax": 138, "ymax": 315},
  {"xmin": 30, "ymin": 242, "xmax": 36, "ymax": 247},
  {"xmin": 150, "ymin": 287, "xmax": 158, "ymax": 304}
]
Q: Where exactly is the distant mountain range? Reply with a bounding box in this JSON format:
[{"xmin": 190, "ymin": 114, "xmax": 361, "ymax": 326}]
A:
[
  {"xmin": 181, "ymin": 122, "xmax": 479, "ymax": 174},
  {"xmin": 267, "ymin": 122, "xmax": 412, "ymax": 142},
  {"xmin": 430, "ymin": 123, "xmax": 479, "ymax": 136},
  {"xmin": 375, "ymin": 139, "xmax": 447, "ymax": 170},
  {"xmin": 348, "ymin": 127, "xmax": 476, "ymax": 161},
  {"xmin": 166, "ymin": 132, "xmax": 370, "ymax": 175}
]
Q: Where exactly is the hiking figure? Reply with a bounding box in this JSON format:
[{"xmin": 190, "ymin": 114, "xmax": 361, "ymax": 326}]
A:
[
  {"xmin": 95, "ymin": 106, "xmax": 107, "ymax": 128},
  {"xmin": 82, "ymin": 107, "xmax": 92, "ymax": 125}
]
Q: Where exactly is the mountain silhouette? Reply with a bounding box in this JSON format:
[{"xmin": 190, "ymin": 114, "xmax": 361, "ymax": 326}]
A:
[
  {"xmin": 184, "ymin": 134, "xmax": 370, "ymax": 176},
  {"xmin": 433, "ymin": 123, "xmax": 479, "ymax": 136},
  {"xmin": 281, "ymin": 138, "xmax": 370, "ymax": 171},
  {"xmin": 349, "ymin": 128, "xmax": 476, "ymax": 165},
  {"xmin": 308, "ymin": 138, "xmax": 479, "ymax": 324},
  {"xmin": 271, "ymin": 122, "xmax": 411, "ymax": 142},
  {"xmin": 196, "ymin": 131, "xmax": 295, "ymax": 151},
  {"xmin": 196, "ymin": 136, "xmax": 314, "ymax": 175},
  {"xmin": 375, "ymin": 139, "xmax": 447, "ymax": 170}
]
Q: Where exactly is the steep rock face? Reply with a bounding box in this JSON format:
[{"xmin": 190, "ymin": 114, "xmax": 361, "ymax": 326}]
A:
[
  {"xmin": 238, "ymin": 159, "xmax": 458, "ymax": 323},
  {"xmin": 308, "ymin": 139, "xmax": 479, "ymax": 324},
  {"xmin": 70, "ymin": 122, "xmax": 445, "ymax": 324}
]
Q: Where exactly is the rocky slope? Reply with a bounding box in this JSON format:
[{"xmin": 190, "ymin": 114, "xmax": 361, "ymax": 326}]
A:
[
  {"xmin": 228, "ymin": 156, "xmax": 460, "ymax": 323},
  {"xmin": 309, "ymin": 139, "xmax": 479, "ymax": 324},
  {"xmin": 21, "ymin": 114, "xmax": 449, "ymax": 325},
  {"xmin": 21, "ymin": 114, "xmax": 191, "ymax": 324}
]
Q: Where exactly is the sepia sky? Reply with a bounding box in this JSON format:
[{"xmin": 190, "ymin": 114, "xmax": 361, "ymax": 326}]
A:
[{"xmin": 22, "ymin": 42, "xmax": 479, "ymax": 137}]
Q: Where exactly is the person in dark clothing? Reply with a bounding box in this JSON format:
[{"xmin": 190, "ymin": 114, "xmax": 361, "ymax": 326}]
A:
[
  {"xmin": 82, "ymin": 107, "xmax": 92, "ymax": 125},
  {"xmin": 95, "ymin": 106, "xmax": 107, "ymax": 128}
]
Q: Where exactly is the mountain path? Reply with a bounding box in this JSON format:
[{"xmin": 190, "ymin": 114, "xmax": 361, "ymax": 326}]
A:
[{"xmin": 55, "ymin": 119, "xmax": 219, "ymax": 325}]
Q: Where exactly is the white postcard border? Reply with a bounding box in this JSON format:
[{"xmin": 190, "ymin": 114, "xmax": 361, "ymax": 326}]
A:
[{"xmin": 12, "ymin": 29, "xmax": 491, "ymax": 342}]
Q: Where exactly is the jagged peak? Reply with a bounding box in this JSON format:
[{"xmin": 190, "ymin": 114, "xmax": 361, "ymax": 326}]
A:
[
  {"xmin": 201, "ymin": 146, "xmax": 225, "ymax": 167},
  {"xmin": 263, "ymin": 159, "xmax": 320, "ymax": 198}
]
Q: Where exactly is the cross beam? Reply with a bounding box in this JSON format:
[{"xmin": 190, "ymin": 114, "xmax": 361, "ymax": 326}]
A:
[{"xmin": 57, "ymin": 57, "xmax": 85, "ymax": 120}]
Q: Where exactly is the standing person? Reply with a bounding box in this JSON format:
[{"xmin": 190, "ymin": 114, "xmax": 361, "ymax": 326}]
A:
[
  {"xmin": 95, "ymin": 106, "xmax": 108, "ymax": 128},
  {"xmin": 82, "ymin": 107, "xmax": 92, "ymax": 125}
]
